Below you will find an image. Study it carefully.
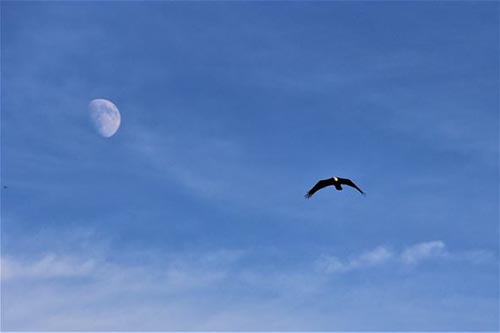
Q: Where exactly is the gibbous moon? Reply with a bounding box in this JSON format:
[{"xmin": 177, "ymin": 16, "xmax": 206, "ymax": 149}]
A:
[{"xmin": 88, "ymin": 99, "xmax": 121, "ymax": 138}]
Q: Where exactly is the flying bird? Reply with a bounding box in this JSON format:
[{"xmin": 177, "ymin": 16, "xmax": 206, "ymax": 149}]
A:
[{"xmin": 305, "ymin": 176, "xmax": 364, "ymax": 198}]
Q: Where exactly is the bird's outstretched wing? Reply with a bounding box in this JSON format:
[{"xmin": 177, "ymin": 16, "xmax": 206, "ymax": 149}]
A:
[
  {"xmin": 305, "ymin": 178, "xmax": 335, "ymax": 198},
  {"xmin": 338, "ymin": 177, "xmax": 365, "ymax": 195}
]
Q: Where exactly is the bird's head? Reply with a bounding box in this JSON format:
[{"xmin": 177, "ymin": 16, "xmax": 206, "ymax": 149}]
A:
[{"xmin": 333, "ymin": 176, "xmax": 338, "ymax": 182}]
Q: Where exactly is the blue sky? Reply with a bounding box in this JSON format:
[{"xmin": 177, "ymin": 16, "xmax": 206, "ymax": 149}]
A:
[{"xmin": 1, "ymin": 1, "xmax": 498, "ymax": 330}]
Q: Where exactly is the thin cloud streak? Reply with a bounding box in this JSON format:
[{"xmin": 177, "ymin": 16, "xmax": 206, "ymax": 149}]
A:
[
  {"xmin": 400, "ymin": 240, "xmax": 446, "ymax": 265},
  {"xmin": 2, "ymin": 233, "xmax": 498, "ymax": 331},
  {"xmin": 1, "ymin": 238, "xmax": 496, "ymax": 330},
  {"xmin": 316, "ymin": 240, "xmax": 493, "ymax": 274},
  {"xmin": 1, "ymin": 254, "xmax": 96, "ymax": 281}
]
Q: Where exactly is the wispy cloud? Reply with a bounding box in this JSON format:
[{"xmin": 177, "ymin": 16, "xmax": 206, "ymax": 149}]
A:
[
  {"xmin": 316, "ymin": 240, "xmax": 493, "ymax": 274},
  {"xmin": 1, "ymin": 237, "xmax": 497, "ymax": 330},
  {"xmin": 400, "ymin": 240, "xmax": 447, "ymax": 265},
  {"xmin": 1, "ymin": 254, "xmax": 95, "ymax": 281},
  {"xmin": 317, "ymin": 246, "xmax": 394, "ymax": 273},
  {"xmin": 125, "ymin": 123, "xmax": 314, "ymax": 221}
]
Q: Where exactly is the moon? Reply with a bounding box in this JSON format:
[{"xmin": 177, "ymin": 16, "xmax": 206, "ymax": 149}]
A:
[{"xmin": 88, "ymin": 99, "xmax": 121, "ymax": 138}]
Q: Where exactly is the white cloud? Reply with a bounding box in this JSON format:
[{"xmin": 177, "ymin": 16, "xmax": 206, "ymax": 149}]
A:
[
  {"xmin": 317, "ymin": 246, "xmax": 394, "ymax": 273},
  {"xmin": 316, "ymin": 240, "xmax": 493, "ymax": 275},
  {"xmin": 1, "ymin": 240, "xmax": 496, "ymax": 330},
  {"xmin": 1, "ymin": 254, "xmax": 95, "ymax": 281},
  {"xmin": 400, "ymin": 240, "xmax": 447, "ymax": 265},
  {"xmin": 356, "ymin": 245, "xmax": 395, "ymax": 266}
]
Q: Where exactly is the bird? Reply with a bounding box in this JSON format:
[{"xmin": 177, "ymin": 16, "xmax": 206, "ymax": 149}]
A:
[{"xmin": 305, "ymin": 176, "xmax": 364, "ymax": 198}]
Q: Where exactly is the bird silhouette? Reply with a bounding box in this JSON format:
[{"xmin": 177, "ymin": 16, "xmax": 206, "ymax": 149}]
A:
[{"xmin": 305, "ymin": 176, "xmax": 364, "ymax": 198}]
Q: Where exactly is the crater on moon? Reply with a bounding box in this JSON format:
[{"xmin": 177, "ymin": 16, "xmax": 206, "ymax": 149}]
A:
[{"xmin": 88, "ymin": 99, "xmax": 121, "ymax": 138}]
